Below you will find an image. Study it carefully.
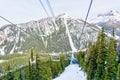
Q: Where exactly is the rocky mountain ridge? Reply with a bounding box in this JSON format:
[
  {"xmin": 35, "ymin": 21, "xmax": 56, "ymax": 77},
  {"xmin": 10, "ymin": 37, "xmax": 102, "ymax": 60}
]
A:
[
  {"xmin": 90, "ymin": 10, "xmax": 120, "ymax": 38},
  {"xmin": 0, "ymin": 13, "xmax": 100, "ymax": 55}
]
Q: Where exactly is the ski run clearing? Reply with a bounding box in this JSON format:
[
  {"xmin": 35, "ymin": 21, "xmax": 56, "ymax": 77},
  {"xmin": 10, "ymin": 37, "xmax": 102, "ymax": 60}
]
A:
[{"xmin": 54, "ymin": 64, "xmax": 86, "ymax": 80}]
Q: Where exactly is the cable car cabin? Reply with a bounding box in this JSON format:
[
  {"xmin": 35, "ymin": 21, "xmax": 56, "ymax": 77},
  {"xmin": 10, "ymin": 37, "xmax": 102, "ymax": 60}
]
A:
[{"xmin": 51, "ymin": 53, "xmax": 60, "ymax": 62}]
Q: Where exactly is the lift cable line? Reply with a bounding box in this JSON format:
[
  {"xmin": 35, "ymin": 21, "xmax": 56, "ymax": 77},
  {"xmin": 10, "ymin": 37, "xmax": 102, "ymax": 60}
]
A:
[
  {"xmin": 79, "ymin": 0, "xmax": 93, "ymax": 46},
  {"xmin": 38, "ymin": 0, "xmax": 57, "ymax": 36},
  {"xmin": 45, "ymin": 0, "xmax": 77, "ymax": 60},
  {"xmin": 0, "ymin": 16, "xmax": 17, "ymax": 27},
  {"xmin": 0, "ymin": 16, "xmax": 27, "ymax": 34},
  {"xmin": 46, "ymin": 0, "xmax": 55, "ymax": 17},
  {"xmin": 0, "ymin": 16, "xmax": 20, "ymax": 53},
  {"xmin": 45, "ymin": 0, "xmax": 58, "ymax": 32},
  {"xmin": 38, "ymin": 0, "xmax": 53, "ymax": 48},
  {"xmin": 39, "ymin": 0, "xmax": 57, "ymax": 30},
  {"xmin": 38, "ymin": 0, "xmax": 50, "ymax": 17},
  {"xmin": 38, "ymin": 0, "xmax": 68, "ymax": 61},
  {"xmin": 38, "ymin": 0, "xmax": 75, "ymax": 52},
  {"xmin": 0, "ymin": 16, "xmax": 41, "ymax": 44},
  {"xmin": 0, "ymin": 16, "xmax": 24, "ymax": 35}
]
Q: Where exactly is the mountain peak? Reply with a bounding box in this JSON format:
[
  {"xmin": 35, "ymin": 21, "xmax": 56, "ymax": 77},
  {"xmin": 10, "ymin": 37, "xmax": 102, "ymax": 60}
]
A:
[
  {"xmin": 90, "ymin": 10, "xmax": 120, "ymax": 40},
  {"xmin": 57, "ymin": 13, "xmax": 72, "ymax": 18},
  {"xmin": 90, "ymin": 10, "xmax": 120, "ymax": 24},
  {"xmin": 98, "ymin": 10, "xmax": 120, "ymax": 17},
  {"xmin": 106, "ymin": 10, "xmax": 120, "ymax": 16}
]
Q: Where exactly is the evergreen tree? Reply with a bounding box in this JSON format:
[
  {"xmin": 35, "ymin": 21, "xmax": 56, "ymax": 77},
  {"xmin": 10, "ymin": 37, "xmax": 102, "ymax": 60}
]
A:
[
  {"xmin": 112, "ymin": 27, "xmax": 117, "ymax": 51},
  {"xmin": 50, "ymin": 62, "xmax": 62, "ymax": 78},
  {"xmin": 77, "ymin": 51, "xmax": 86, "ymax": 71},
  {"xmin": 29, "ymin": 50, "xmax": 35, "ymax": 80},
  {"xmin": 19, "ymin": 69, "xmax": 23, "ymax": 80},
  {"xmin": 6, "ymin": 65, "xmax": 14, "ymax": 80},
  {"xmin": 87, "ymin": 42, "xmax": 93, "ymax": 80},
  {"xmin": 30, "ymin": 49, "xmax": 34, "ymax": 62},
  {"xmin": 116, "ymin": 64, "xmax": 120, "ymax": 80},
  {"xmin": 105, "ymin": 36, "xmax": 117, "ymax": 80},
  {"xmin": 8, "ymin": 72, "xmax": 14, "ymax": 80},
  {"xmin": 35, "ymin": 53, "xmax": 42, "ymax": 80},
  {"xmin": 118, "ymin": 53, "xmax": 120, "ymax": 64},
  {"xmin": 87, "ymin": 42, "xmax": 97, "ymax": 80},
  {"xmin": 46, "ymin": 61, "xmax": 53, "ymax": 80},
  {"xmin": 96, "ymin": 28, "xmax": 107, "ymax": 80},
  {"xmin": 42, "ymin": 63, "xmax": 52, "ymax": 80},
  {"xmin": 25, "ymin": 64, "xmax": 30, "ymax": 80},
  {"xmin": 28, "ymin": 60, "xmax": 32, "ymax": 80},
  {"xmin": 60, "ymin": 54, "xmax": 66, "ymax": 70},
  {"xmin": 19, "ymin": 69, "xmax": 25, "ymax": 80}
]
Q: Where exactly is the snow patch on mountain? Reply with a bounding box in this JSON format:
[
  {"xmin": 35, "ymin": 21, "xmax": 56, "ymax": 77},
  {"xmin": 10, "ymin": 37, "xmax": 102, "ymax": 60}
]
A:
[
  {"xmin": 90, "ymin": 10, "xmax": 120, "ymax": 23},
  {"xmin": 0, "ymin": 46, "xmax": 5, "ymax": 55},
  {"xmin": 89, "ymin": 10, "xmax": 120, "ymax": 40},
  {"xmin": 105, "ymin": 32, "xmax": 120, "ymax": 40},
  {"xmin": 64, "ymin": 17, "xmax": 77, "ymax": 52},
  {"xmin": 0, "ymin": 13, "xmax": 100, "ymax": 55}
]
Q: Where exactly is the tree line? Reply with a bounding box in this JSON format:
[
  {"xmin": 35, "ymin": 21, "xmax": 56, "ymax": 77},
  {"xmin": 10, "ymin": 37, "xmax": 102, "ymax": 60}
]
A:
[
  {"xmin": 0, "ymin": 50, "xmax": 70, "ymax": 80},
  {"xmin": 76, "ymin": 28, "xmax": 120, "ymax": 80}
]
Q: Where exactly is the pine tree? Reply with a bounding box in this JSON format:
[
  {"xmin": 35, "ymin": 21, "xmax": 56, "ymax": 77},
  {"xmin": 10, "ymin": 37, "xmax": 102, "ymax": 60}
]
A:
[
  {"xmin": 18, "ymin": 68, "xmax": 26, "ymax": 80},
  {"xmin": 46, "ymin": 60, "xmax": 53, "ymax": 80},
  {"xmin": 19, "ymin": 69, "xmax": 23, "ymax": 80},
  {"xmin": 116, "ymin": 63, "xmax": 120, "ymax": 80},
  {"xmin": 25, "ymin": 63, "xmax": 30, "ymax": 80},
  {"xmin": 118, "ymin": 53, "xmax": 120, "ymax": 64},
  {"xmin": 77, "ymin": 51, "xmax": 86, "ymax": 71},
  {"xmin": 60, "ymin": 54, "xmax": 66, "ymax": 70},
  {"xmin": 112, "ymin": 27, "xmax": 117, "ymax": 51},
  {"xmin": 30, "ymin": 49, "xmax": 34, "ymax": 62},
  {"xmin": 96, "ymin": 28, "xmax": 107, "ymax": 80},
  {"xmin": 87, "ymin": 42, "xmax": 98, "ymax": 80},
  {"xmin": 35, "ymin": 53, "xmax": 42, "ymax": 80},
  {"xmin": 6, "ymin": 65, "xmax": 14, "ymax": 80},
  {"xmin": 105, "ymin": 36, "xmax": 117, "ymax": 80},
  {"xmin": 50, "ymin": 62, "xmax": 62, "ymax": 78},
  {"xmin": 29, "ymin": 49, "xmax": 35, "ymax": 80},
  {"xmin": 42, "ymin": 63, "xmax": 52, "ymax": 80},
  {"xmin": 28, "ymin": 60, "xmax": 32, "ymax": 80}
]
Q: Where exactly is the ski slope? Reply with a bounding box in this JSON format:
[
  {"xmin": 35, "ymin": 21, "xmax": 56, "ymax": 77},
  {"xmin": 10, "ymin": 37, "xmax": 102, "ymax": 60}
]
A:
[{"xmin": 54, "ymin": 64, "xmax": 86, "ymax": 80}]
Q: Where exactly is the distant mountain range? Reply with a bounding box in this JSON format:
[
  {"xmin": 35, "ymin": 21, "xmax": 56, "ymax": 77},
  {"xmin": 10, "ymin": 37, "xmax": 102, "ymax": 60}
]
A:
[
  {"xmin": 1, "ymin": 10, "xmax": 120, "ymax": 55},
  {"xmin": 90, "ymin": 10, "xmax": 120, "ymax": 39},
  {"xmin": 0, "ymin": 13, "xmax": 100, "ymax": 55}
]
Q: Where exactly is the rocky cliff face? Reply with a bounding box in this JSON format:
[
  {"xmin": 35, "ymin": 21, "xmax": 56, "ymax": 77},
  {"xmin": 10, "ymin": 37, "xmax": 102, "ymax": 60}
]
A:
[{"xmin": 0, "ymin": 14, "xmax": 100, "ymax": 55}]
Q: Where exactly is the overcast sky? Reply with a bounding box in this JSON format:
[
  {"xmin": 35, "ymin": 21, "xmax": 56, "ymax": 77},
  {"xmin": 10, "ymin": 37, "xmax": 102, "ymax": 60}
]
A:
[{"xmin": 0, "ymin": 0, "xmax": 120, "ymax": 27}]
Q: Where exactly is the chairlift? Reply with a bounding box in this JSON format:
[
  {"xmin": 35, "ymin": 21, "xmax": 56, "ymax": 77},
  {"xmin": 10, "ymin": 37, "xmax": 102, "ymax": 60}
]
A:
[{"xmin": 51, "ymin": 52, "xmax": 60, "ymax": 62}]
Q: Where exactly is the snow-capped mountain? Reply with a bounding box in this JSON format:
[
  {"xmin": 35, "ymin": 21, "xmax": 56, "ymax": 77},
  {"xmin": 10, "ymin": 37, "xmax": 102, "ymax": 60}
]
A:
[
  {"xmin": 90, "ymin": 10, "xmax": 120, "ymax": 23},
  {"xmin": 90, "ymin": 10, "xmax": 120, "ymax": 39},
  {"xmin": 0, "ymin": 13, "xmax": 100, "ymax": 55}
]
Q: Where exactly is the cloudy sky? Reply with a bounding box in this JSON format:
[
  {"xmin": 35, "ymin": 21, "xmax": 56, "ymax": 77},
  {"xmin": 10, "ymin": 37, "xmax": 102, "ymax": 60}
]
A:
[{"xmin": 0, "ymin": 0, "xmax": 120, "ymax": 26}]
